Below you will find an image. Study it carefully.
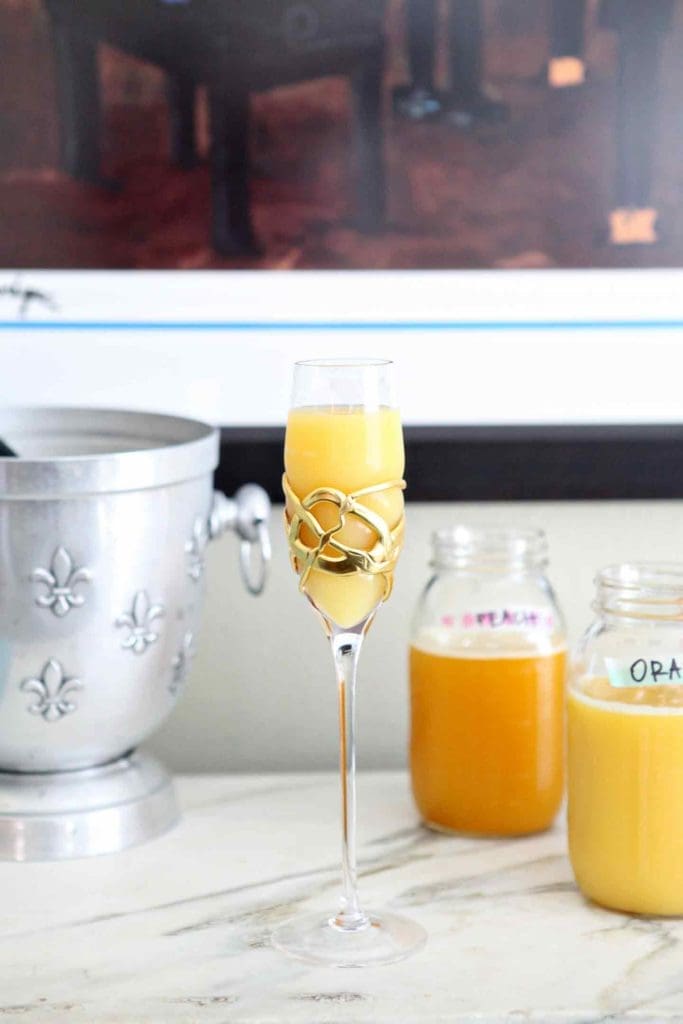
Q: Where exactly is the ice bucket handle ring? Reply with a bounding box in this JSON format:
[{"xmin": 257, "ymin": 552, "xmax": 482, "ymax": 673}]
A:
[{"xmin": 209, "ymin": 485, "xmax": 271, "ymax": 596}]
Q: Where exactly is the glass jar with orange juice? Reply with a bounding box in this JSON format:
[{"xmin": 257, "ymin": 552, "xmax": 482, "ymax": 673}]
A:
[
  {"xmin": 569, "ymin": 564, "xmax": 683, "ymax": 916},
  {"xmin": 410, "ymin": 526, "xmax": 567, "ymax": 836}
]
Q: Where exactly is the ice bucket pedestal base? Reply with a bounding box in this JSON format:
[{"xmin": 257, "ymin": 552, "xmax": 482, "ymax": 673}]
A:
[{"xmin": 0, "ymin": 750, "xmax": 177, "ymax": 861}]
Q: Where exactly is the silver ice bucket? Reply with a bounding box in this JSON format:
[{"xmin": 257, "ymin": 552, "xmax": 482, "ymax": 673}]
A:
[{"xmin": 0, "ymin": 408, "xmax": 270, "ymax": 860}]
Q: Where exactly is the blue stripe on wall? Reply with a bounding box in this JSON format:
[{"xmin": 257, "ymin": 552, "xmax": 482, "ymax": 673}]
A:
[{"xmin": 0, "ymin": 320, "xmax": 682, "ymax": 331}]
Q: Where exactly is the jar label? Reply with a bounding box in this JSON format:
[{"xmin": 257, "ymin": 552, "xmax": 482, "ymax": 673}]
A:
[
  {"xmin": 606, "ymin": 656, "xmax": 683, "ymax": 688},
  {"xmin": 442, "ymin": 606, "xmax": 556, "ymax": 632}
]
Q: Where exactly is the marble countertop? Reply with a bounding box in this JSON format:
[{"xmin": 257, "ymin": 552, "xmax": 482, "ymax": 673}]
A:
[{"xmin": 2, "ymin": 772, "xmax": 683, "ymax": 1023}]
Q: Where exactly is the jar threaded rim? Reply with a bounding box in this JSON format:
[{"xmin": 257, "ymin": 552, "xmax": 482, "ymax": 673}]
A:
[
  {"xmin": 596, "ymin": 563, "xmax": 683, "ymax": 620},
  {"xmin": 431, "ymin": 525, "xmax": 548, "ymax": 572}
]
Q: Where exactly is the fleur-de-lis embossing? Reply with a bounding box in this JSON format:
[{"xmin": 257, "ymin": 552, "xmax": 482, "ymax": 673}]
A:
[
  {"xmin": 185, "ymin": 517, "xmax": 208, "ymax": 582},
  {"xmin": 170, "ymin": 631, "xmax": 196, "ymax": 696},
  {"xmin": 31, "ymin": 546, "xmax": 92, "ymax": 617},
  {"xmin": 21, "ymin": 658, "xmax": 82, "ymax": 722},
  {"xmin": 116, "ymin": 590, "xmax": 165, "ymax": 655}
]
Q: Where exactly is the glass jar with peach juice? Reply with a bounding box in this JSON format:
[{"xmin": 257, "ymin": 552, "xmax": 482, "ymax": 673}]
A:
[
  {"xmin": 410, "ymin": 526, "xmax": 567, "ymax": 837},
  {"xmin": 569, "ymin": 564, "xmax": 683, "ymax": 916}
]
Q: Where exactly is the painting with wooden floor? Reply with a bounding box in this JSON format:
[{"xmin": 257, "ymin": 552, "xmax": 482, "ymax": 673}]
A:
[{"xmin": 1, "ymin": 0, "xmax": 681, "ymax": 270}]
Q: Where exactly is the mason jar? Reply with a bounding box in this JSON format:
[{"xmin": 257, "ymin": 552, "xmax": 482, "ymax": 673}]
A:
[
  {"xmin": 569, "ymin": 563, "xmax": 683, "ymax": 915},
  {"xmin": 409, "ymin": 525, "xmax": 567, "ymax": 836}
]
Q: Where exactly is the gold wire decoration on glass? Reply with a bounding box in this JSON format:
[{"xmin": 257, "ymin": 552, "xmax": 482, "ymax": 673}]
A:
[
  {"xmin": 272, "ymin": 359, "xmax": 426, "ymax": 968},
  {"xmin": 282, "ymin": 474, "xmax": 406, "ymax": 601}
]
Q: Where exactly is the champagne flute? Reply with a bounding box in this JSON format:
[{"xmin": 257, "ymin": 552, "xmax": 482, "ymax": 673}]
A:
[{"xmin": 273, "ymin": 358, "xmax": 426, "ymax": 967}]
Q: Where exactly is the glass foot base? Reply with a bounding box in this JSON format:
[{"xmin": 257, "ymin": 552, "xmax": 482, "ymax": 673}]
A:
[{"xmin": 272, "ymin": 909, "xmax": 426, "ymax": 967}]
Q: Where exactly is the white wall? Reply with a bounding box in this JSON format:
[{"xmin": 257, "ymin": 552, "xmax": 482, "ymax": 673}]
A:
[
  {"xmin": 4, "ymin": 269, "xmax": 683, "ymax": 426},
  {"xmin": 149, "ymin": 499, "xmax": 682, "ymax": 773}
]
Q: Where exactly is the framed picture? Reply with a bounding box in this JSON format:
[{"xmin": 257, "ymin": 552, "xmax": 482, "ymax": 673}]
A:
[{"xmin": 2, "ymin": 0, "xmax": 682, "ymax": 499}]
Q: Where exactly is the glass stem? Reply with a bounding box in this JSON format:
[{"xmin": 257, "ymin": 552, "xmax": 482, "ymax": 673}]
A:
[{"xmin": 330, "ymin": 624, "xmax": 370, "ymax": 931}]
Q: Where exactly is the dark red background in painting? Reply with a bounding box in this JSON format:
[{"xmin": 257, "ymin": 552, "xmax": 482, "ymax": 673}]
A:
[{"xmin": 2, "ymin": 0, "xmax": 682, "ymax": 270}]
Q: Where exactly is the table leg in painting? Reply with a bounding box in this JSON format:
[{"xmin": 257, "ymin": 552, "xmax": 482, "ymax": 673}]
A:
[
  {"xmin": 167, "ymin": 76, "xmax": 198, "ymax": 169},
  {"xmin": 444, "ymin": 0, "xmax": 508, "ymax": 126},
  {"xmin": 353, "ymin": 53, "xmax": 386, "ymax": 233},
  {"xmin": 407, "ymin": 0, "xmax": 437, "ymax": 94},
  {"xmin": 50, "ymin": 21, "xmax": 102, "ymax": 184},
  {"xmin": 209, "ymin": 89, "xmax": 259, "ymax": 257},
  {"xmin": 448, "ymin": 0, "xmax": 482, "ymax": 103},
  {"xmin": 610, "ymin": 20, "xmax": 665, "ymax": 245},
  {"xmin": 548, "ymin": 0, "xmax": 586, "ymax": 88},
  {"xmin": 392, "ymin": 0, "xmax": 441, "ymax": 120}
]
